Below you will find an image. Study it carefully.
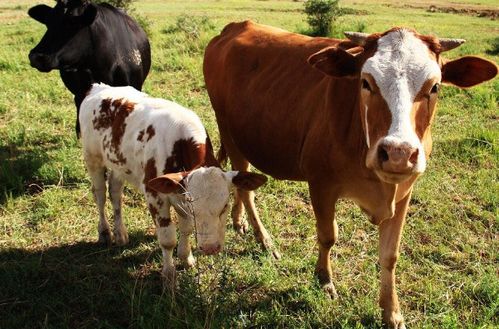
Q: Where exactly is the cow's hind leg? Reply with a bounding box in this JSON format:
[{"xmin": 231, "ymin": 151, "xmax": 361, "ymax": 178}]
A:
[
  {"xmin": 309, "ymin": 180, "xmax": 339, "ymax": 297},
  {"xmin": 218, "ymin": 130, "xmax": 247, "ymax": 234},
  {"xmin": 218, "ymin": 126, "xmax": 278, "ymax": 258},
  {"xmin": 377, "ymin": 191, "xmax": 410, "ymax": 329},
  {"xmin": 231, "ymin": 157, "xmax": 279, "ymax": 258},
  {"xmin": 86, "ymin": 163, "xmax": 112, "ymax": 245},
  {"xmin": 108, "ymin": 171, "xmax": 128, "ymax": 246}
]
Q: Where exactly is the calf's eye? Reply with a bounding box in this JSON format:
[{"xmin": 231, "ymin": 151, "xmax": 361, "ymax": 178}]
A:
[
  {"xmin": 430, "ymin": 83, "xmax": 440, "ymax": 94},
  {"xmin": 361, "ymin": 79, "xmax": 372, "ymax": 92}
]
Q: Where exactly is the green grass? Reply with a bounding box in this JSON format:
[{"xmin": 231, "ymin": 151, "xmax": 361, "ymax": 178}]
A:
[{"xmin": 0, "ymin": 0, "xmax": 498, "ymax": 328}]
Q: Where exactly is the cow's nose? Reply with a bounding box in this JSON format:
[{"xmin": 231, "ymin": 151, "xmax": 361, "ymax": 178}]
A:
[
  {"xmin": 29, "ymin": 52, "xmax": 42, "ymax": 65},
  {"xmin": 200, "ymin": 243, "xmax": 221, "ymax": 255},
  {"xmin": 378, "ymin": 141, "xmax": 418, "ymax": 173},
  {"xmin": 28, "ymin": 52, "xmax": 51, "ymax": 71}
]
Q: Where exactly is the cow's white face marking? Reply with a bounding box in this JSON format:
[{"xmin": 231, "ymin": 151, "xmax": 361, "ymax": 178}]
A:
[
  {"xmin": 362, "ymin": 29, "xmax": 441, "ymax": 173},
  {"xmin": 364, "ymin": 105, "xmax": 370, "ymax": 148},
  {"xmin": 180, "ymin": 167, "xmax": 233, "ymax": 251}
]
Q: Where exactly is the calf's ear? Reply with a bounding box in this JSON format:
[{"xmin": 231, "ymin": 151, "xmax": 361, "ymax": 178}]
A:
[
  {"xmin": 442, "ymin": 56, "xmax": 498, "ymax": 88},
  {"xmin": 28, "ymin": 5, "xmax": 52, "ymax": 25},
  {"xmin": 230, "ymin": 172, "xmax": 267, "ymax": 191},
  {"xmin": 308, "ymin": 46, "xmax": 360, "ymax": 78},
  {"xmin": 146, "ymin": 172, "xmax": 186, "ymax": 194}
]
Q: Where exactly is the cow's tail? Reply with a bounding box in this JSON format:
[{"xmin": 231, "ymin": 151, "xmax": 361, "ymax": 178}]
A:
[{"xmin": 216, "ymin": 142, "xmax": 228, "ymax": 168}]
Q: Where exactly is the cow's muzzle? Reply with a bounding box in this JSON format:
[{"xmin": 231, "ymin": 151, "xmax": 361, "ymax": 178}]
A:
[
  {"xmin": 28, "ymin": 52, "xmax": 55, "ymax": 72},
  {"xmin": 368, "ymin": 139, "xmax": 421, "ymax": 184}
]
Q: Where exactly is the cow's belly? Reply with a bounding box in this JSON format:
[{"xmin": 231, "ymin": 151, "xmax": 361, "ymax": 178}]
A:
[{"xmin": 225, "ymin": 117, "xmax": 306, "ymax": 180}]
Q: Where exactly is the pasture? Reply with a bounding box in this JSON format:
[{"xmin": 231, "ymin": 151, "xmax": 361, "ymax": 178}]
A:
[{"xmin": 0, "ymin": 0, "xmax": 497, "ymax": 328}]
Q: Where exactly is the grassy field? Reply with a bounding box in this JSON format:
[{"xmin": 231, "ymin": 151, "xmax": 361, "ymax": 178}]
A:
[{"xmin": 0, "ymin": 0, "xmax": 498, "ymax": 328}]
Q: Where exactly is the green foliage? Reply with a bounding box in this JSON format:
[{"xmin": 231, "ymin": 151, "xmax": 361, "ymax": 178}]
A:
[
  {"xmin": 163, "ymin": 15, "xmax": 215, "ymax": 40},
  {"xmin": 486, "ymin": 36, "xmax": 499, "ymax": 55},
  {"xmin": 304, "ymin": 0, "xmax": 340, "ymax": 36},
  {"xmin": 93, "ymin": 0, "xmax": 152, "ymax": 36},
  {"xmin": 94, "ymin": 0, "xmax": 135, "ymax": 11}
]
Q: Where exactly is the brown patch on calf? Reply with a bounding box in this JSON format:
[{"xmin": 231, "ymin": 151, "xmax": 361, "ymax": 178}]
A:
[
  {"xmin": 137, "ymin": 129, "xmax": 145, "ymax": 142},
  {"xmin": 158, "ymin": 217, "xmax": 171, "ymax": 227},
  {"xmin": 144, "ymin": 157, "xmax": 158, "ymax": 197},
  {"xmin": 93, "ymin": 98, "xmax": 136, "ymax": 165},
  {"xmin": 146, "ymin": 125, "xmax": 155, "ymax": 141},
  {"xmin": 164, "ymin": 137, "xmax": 207, "ymax": 174},
  {"xmin": 148, "ymin": 204, "xmax": 159, "ymax": 218}
]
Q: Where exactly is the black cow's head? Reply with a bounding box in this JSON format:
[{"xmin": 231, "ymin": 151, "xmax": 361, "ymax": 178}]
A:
[{"xmin": 28, "ymin": 0, "xmax": 97, "ymax": 72}]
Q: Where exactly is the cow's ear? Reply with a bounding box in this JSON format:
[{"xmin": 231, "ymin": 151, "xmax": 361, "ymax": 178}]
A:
[
  {"xmin": 146, "ymin": 173, "xmax": 186, "ymax": 194},
  {"xmin": 76, "ymin": 3, "xmax": 97, "ymax": 26},
  {"xmin": 308, "ymin": 46, "xmax": 360, "ymax": 78},
  {"xmin": 442, "ymin": 56, "xmax": 498, "ymax": 88},
  {"xmin": 229, "ymin": 171, "xmax": 267, "ymax": 191},
  {"xmin": 28, "ymin": 5, "xmax": 52, "ymax": 25}
]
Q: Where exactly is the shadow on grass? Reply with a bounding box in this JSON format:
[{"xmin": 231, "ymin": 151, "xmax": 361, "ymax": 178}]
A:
[
  {"xmin": 0, "ymin": 229, "xmax": 382, "ymax": 328},
  {"xmin": 0, "ymin": 231, "xmax": 158, "ymax": 329},
  {"xmin": 0, "ymin": 145, "xmax": 51, "ymax": 204}
]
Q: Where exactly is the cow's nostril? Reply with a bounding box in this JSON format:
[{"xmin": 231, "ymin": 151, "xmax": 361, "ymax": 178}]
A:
[
  {"xmin": 409, "ymin": 149, "xmax": 419, "ymax": 164},
  {"xmin": 378, "ymin": 147, "xmax": 389, "ymax": 163}
]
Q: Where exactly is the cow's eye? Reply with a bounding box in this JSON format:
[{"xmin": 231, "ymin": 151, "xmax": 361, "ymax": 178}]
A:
[
  {"xmin": 430, "ymin": 83, "xmax": 440, "ymax": 94},
  {"xmin": 362, "ymin": 79, "xmax": 372, "ymax": 92}
]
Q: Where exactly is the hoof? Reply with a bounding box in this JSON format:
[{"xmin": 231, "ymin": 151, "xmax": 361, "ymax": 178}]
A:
[
  {"xmin": 322, "ymin": 282, "xmax": 338, "ymax": 299},
  {"xmin": 383, "ymin": 311, "xmax": 405, "ymax": 329},
  {"xmin": 233, "ymin": 220, "xmax": 249, "ymax": 234},
  {"xmin": 181, "ymin": 255, "xmax": 196, "ymax": 269},
  {"xmin": 98, "ymin": 229, "xmax": 113, "ymax": 246},
  {"xmin": 114, "ymin": 231, "xmax": 129, "ymax": 246}
]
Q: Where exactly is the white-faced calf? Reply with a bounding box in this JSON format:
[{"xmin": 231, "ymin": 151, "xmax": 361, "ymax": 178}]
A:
[{"xmin": 79, "ymin": 83, "xmax": 266, "ymax": 280}]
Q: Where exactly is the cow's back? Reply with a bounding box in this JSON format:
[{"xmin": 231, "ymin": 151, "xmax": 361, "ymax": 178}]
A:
[{"xmin": 204, "ymin": 21, "xmax": 355, "ymax": 180}]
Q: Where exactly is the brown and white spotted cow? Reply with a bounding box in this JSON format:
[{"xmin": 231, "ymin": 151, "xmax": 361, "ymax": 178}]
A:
[
  {"xmin": 79, "ymin": 83, "xmax": 267, "ymax": 281},
  {"xmin": 204, "ymin": 22, "xmax": 498, "ymax": 328}
]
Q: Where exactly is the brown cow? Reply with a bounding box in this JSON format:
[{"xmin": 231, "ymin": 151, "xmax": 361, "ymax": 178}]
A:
[{"xmin": 203, "ymin": 21, "xmax": 497, "ymax": 328}]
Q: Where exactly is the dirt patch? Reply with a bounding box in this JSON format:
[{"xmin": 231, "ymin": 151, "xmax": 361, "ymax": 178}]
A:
[{"xmin": 426, "ymin": 5, "xmax": 498, "ymax": 19}]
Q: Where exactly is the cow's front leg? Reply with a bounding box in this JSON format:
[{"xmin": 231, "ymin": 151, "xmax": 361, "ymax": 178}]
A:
[
  {"xmin": 377, "ymin": 191, "xmax": 411, "ymax": 329},
  {"xmin": 239, "ymin": 189, "xmax": 280, "ymax": 259},
  {"xmin": 176, "ymin": 209, "xmax": 196, "ymax": 269},
  {"xmin": 147, "ymin": 195, "xmax": 177, "ymax": 283},
  {"xmin": 309, "ymin": 181, "xmax": 339, "ymax": 297},
  {"xmin": 108, "ymin": 171, "xmax": 128, "ymax": 246}
]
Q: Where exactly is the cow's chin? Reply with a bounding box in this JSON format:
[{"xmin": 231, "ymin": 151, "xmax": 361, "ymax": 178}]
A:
[
  {"xmin": 374, "ymin": 169, "xmax": 418, "ymax": 185},
  {"xmin": 31, "ymin": 63, "xmax": 53, "ymax": 73}
]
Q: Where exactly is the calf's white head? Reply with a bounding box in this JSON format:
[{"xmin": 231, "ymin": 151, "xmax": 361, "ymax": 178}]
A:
[
  {"xmin": 146, "ymin": 167, "xmax": 267, "ymax": 255},
  {"xmin": 308, "ymin": 27, "xmax": 497, "ymax": 184}
]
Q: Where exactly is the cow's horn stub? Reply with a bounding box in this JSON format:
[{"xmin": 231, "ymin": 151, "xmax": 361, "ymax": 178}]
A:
[
  {"xmin": 344, "ymin": 32, "xmax": 369, "ymax": 46},
  {"xmin": 439, "ymin": 38, "xmax": 466, "ymax": 52}
]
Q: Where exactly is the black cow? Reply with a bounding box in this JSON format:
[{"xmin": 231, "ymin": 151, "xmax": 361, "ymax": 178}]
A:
[{"xmin": 28, "ymin": 0, "xmax": 151, "ymax": 134}]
